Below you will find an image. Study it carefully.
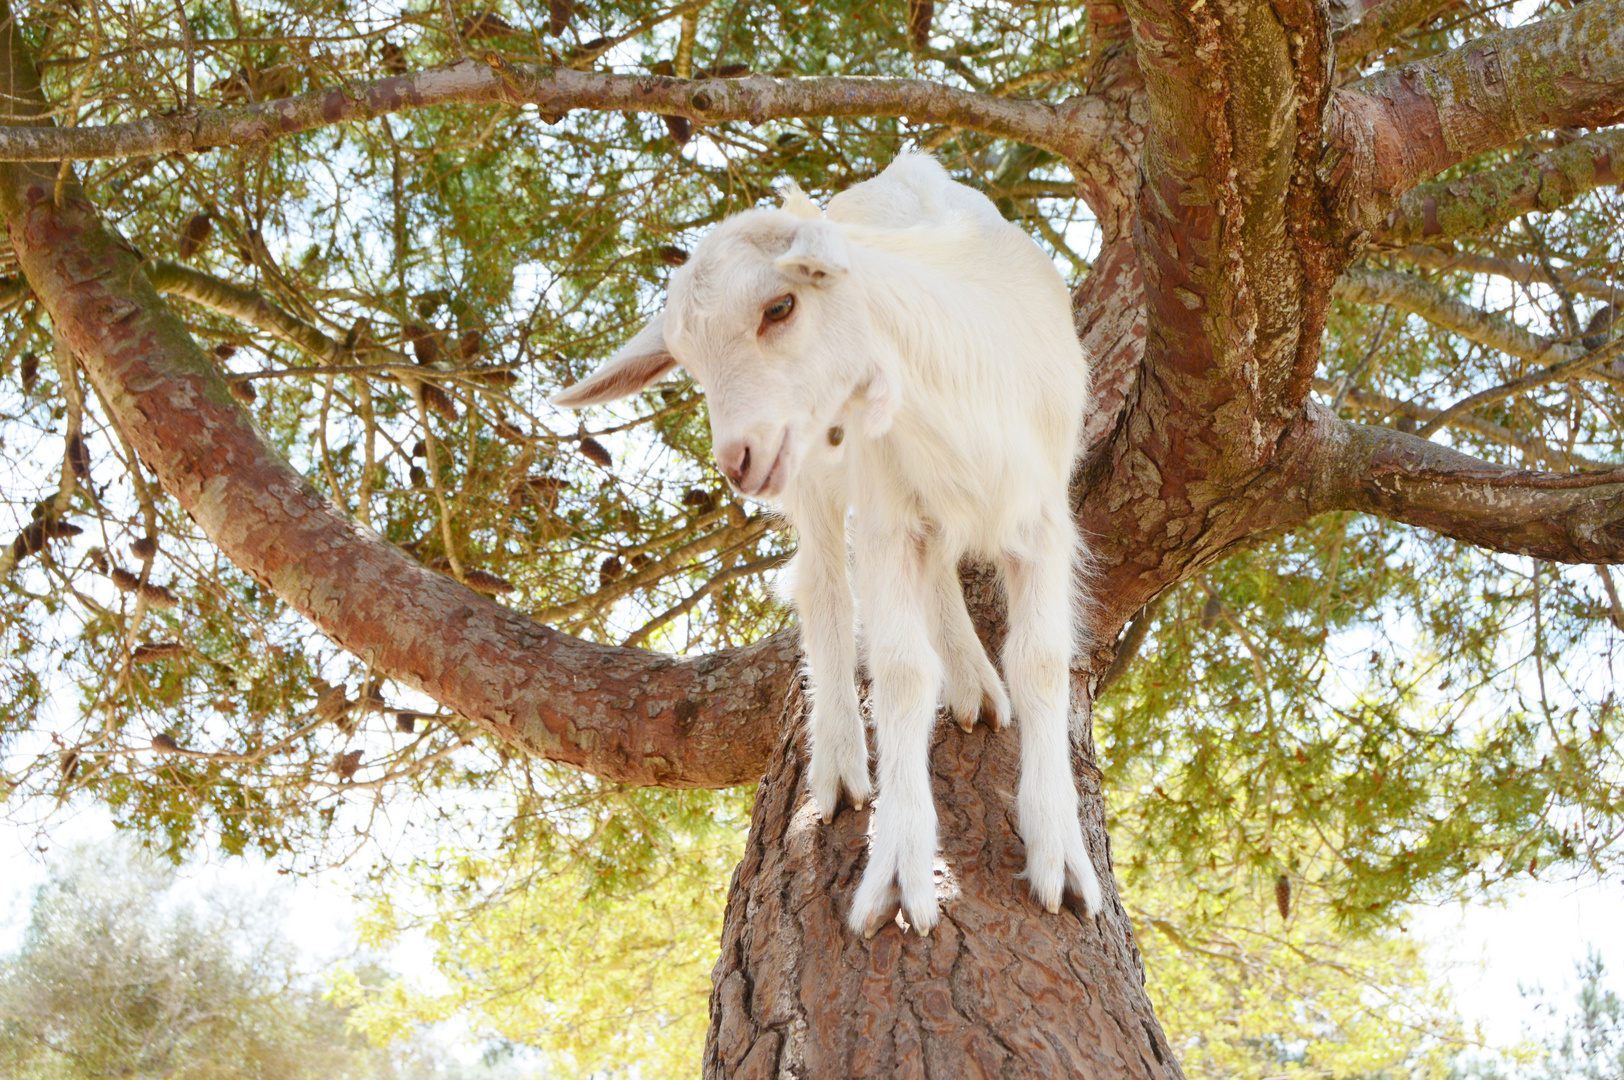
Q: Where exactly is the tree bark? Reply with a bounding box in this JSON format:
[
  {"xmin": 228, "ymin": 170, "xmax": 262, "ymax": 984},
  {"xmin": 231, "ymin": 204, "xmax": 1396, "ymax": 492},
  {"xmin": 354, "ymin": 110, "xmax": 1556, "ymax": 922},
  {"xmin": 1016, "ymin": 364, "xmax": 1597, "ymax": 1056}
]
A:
[{"xmin": 705, "ymin": 578, "xmax": 1180, "ymax": 1079}]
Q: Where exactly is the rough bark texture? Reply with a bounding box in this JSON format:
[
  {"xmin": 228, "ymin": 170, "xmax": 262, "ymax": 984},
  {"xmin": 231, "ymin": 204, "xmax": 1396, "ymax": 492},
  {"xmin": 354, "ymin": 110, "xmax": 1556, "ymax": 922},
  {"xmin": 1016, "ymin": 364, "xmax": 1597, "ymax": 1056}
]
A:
[{"xmin": 705, "ymin": 579, "xmax": 1180, "ymax": 1080}]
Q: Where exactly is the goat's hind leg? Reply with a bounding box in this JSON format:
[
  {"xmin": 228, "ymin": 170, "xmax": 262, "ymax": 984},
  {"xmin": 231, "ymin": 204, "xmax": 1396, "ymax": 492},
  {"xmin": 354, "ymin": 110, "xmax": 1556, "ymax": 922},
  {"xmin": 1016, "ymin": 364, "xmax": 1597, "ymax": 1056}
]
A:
[
  {"xmin": 928, "ymin": 553, "xmax": 1010, "ymax": 732},
  {"xmin": 1000, "ymin": 514, "xmax": 1103, "ymax": 916}
]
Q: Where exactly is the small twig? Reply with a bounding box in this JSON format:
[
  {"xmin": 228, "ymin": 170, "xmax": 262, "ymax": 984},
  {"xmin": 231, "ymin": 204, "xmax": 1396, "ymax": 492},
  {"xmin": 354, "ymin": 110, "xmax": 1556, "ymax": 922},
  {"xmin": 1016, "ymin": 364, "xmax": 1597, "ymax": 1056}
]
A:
[
  {"xmin": 621, "ymin": 548, "xmax": 789, "ymax": 649},
  {"xmin": 1599, "ymin": 565, "xmax": 1624, "ymax": 633},
  {"xmin": 1330, "ymin": 305, "xmax": 1391, "ymax": 414},
  {"xmin": 415, "ymin": 388, "xmax": 465, "ymax": 582},
  {"xmin": 1417, "ymin": 334, "xmax": 1624, "ymax": 438},
  {"xmin": 173, "ymin": 0, "xmax": 196, "ymax": 111}
]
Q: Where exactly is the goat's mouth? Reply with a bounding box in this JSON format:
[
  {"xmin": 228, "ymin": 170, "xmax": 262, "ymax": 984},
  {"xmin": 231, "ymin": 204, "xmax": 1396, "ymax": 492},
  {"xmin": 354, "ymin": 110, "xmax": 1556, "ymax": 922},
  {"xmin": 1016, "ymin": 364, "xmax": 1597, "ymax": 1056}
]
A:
[{"xmin": 751, "ymin": 434, "xmax": 791, "ymax": 498}]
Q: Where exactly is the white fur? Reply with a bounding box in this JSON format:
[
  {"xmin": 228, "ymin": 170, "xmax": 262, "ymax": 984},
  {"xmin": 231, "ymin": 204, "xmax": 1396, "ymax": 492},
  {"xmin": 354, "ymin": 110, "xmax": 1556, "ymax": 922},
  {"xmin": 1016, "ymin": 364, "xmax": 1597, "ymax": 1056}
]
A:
[{"xmin": 552, "ymin": 154, "xmax": 1103, "ymax": 935}]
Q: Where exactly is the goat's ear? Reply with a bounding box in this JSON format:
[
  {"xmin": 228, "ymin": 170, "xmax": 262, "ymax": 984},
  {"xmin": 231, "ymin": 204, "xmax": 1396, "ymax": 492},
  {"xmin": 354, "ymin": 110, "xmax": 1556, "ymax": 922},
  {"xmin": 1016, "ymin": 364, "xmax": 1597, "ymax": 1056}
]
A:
[
  {"xmin": 549, "ymin": 314, "xmax": 677, "ymax": 408},
  {"xmin": 775, "ymin": 219, "xmax": 849, "ymax": 286}
]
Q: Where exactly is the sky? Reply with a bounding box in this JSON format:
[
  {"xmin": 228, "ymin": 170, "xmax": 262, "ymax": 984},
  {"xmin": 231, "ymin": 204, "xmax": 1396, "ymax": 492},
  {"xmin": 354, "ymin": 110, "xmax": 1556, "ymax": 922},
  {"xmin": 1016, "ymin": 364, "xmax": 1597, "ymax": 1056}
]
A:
[{"xmin": 1409, "ymin": 875, "xmax": 1624, "ymax": 1045}]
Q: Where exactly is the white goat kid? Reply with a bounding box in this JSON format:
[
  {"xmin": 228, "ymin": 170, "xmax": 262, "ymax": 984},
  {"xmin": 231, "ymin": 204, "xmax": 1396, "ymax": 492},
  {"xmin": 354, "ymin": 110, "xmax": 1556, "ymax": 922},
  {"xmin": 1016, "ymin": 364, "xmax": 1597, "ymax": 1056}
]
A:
[{"xmin": 552, "ymin": 154, "xmax": 1103, "ymax": 936}]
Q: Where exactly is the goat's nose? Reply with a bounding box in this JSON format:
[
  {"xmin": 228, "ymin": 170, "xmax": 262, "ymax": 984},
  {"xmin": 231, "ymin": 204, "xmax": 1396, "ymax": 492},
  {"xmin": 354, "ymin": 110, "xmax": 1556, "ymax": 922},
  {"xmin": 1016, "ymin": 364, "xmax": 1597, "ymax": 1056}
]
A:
[{"xmin": 715, "ymin": 439, "xmax": 752, "ymax": 486}]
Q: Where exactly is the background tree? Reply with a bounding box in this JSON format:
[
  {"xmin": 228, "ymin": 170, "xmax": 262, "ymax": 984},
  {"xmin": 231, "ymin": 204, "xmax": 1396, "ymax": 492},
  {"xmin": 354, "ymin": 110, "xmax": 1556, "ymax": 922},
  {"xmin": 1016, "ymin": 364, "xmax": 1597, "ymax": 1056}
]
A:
[
  {"xmin": 0, "ymin": 0, "xmax": 1620, "ymax": 1075},
  {"xmin": 1452, "ymin": 949, "xmax": 1624, "ymax": 1080},
  {"xmin": 0, "ymin": 838, "xmax": 469, "ymax": 1079}
]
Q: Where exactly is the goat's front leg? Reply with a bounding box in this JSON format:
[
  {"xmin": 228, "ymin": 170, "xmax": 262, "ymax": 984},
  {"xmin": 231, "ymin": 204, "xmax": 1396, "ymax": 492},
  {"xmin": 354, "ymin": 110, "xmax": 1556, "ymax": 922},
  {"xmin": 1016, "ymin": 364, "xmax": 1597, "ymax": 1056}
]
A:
[
  {"xmin": 787, "ymin": 501, "xmax": 870, "ymax": 823},
  {"xmin": 927, "ymin": 551, "xmax": 1011, "ymax": 733},
  {"xmin": 848, "ymin": 526, "xmax": 944, "ymax": 936},
  {"xmin": 1000, "ymin": 514, "xmax": 1103, "ymax": 916}
]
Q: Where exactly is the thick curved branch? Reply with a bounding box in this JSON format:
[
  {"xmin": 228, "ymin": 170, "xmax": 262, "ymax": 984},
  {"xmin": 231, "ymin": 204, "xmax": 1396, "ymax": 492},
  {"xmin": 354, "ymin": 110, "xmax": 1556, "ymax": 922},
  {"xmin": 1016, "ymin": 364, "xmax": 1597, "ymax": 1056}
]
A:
[
  {"xmin": 0, "ymin": 24, "xmax": 788, "ymax": 789},
  {"xmin": 1313, "ymin": 408, "xmax": 1624, "ymax": 562},
  {"xmin": 0, "ymin": 56, "xmax": 1114, "ymax": 167},
  {"xmin": 1325, "ymin": 1, "xmax": 1624, "ymax": 238},
  {"xmin": 1374, "ymin": 128, "xmax": 1624, "ymax": 249}
]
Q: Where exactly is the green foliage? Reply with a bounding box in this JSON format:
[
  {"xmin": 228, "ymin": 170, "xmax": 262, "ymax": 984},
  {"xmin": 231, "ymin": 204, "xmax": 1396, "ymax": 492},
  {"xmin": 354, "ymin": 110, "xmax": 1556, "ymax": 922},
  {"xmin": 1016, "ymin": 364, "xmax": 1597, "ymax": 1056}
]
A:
[
  {"xmin": 1102, "ymin": 514, "xmax": 1624, "ymax": 930},
  {"xmin": 334, "ymin": 776, "xmax": 752, "ymax": 1079},
  {"xmin": 1134, "ymin": 878, "xmax": 1465, "ymax": 1079}
]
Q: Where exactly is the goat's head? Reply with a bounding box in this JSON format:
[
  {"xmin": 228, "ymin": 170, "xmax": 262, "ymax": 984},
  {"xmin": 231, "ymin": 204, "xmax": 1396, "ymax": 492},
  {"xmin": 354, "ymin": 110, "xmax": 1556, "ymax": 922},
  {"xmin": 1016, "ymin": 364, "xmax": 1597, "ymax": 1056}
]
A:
[{"xmin": 551, "ymin": 196, "xmax": 893, "ymax": 500}]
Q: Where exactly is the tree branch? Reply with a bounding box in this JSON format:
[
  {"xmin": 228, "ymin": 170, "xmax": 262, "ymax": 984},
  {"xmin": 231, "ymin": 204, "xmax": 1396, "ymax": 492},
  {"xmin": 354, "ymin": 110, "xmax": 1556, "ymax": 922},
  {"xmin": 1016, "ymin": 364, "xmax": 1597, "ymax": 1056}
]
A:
[
  {"xmin": 1414, "ymin": 336, "xmax": 1624, "ymax": 439},
  {"xmin": 1324, "ymin": 1, "xmax": 1624, "ymax": 238},
  {"xmin": 0, "ymin": 22, "xmax": 790, "ymax": 789},
  {"xmin": 1336, "ymin": 265, "xmax": 1579, "ymax": 367},
  {"xmin": 1313, "ymin": 377, "xmax": 1606, "ymax": 470},
  {"xmin": 1396, "ymin": 244, "xmax": 1622, "ymax": 305},
  {"xmin": 1313, "ymin": 408, "xmax": 1624, "ymax": 563},
  {"xmin": 1096, "ymin": 594, "xmax": 1163, "ymax": 697},
  {"xmin": 0, "ymin": 56, "xmax": 1115, "ymax": 166},
  {"xmin": 1335, "ymin": 265, "xmax": 1624, "ymax": 404},
  {"xmin": 1330, "ymin": 0, "xmax": 1456, "ymax": 81},
  {"xmin": 1376, "ymin": 128, "xmax": 1624, "ymax": 250},
  {"xmin": 146, "ymin": 260, "xmax": 353, "ymax": 365}
]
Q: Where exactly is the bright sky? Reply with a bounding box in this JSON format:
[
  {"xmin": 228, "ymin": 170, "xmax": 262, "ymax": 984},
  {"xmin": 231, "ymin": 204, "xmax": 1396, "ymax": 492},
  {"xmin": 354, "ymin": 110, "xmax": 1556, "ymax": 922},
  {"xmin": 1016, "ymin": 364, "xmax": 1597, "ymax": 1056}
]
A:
[{"xmin": 1410, "ymin": 874, "xmax": 1624, "ymax": 1045}]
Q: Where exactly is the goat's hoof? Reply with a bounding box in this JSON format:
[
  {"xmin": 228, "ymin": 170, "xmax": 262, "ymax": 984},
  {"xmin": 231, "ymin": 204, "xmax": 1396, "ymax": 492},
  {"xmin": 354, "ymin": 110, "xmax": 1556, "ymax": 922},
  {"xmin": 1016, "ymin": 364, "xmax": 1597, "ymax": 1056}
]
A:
[
  {"xmin": 853, "ymin": 886, "xmax": 903, "ymax": 939},
  {"xmin": 810, "ymin": 764, "xmax": 871, "ymax": 824},
  {"xmin": 1068, "ymin": 861, "xmax": 1105, "ymax": 917},
  {"xmin": 817, "ymin": 786, "xmax": 866, "ymax": 824},
  {"xmin": 1024, "ymin": 849, "xmax": 1104, "ymax": 917},
  {"xmin": 952, "ymin": 691, "xmax": 1010, "ymax": 732}
]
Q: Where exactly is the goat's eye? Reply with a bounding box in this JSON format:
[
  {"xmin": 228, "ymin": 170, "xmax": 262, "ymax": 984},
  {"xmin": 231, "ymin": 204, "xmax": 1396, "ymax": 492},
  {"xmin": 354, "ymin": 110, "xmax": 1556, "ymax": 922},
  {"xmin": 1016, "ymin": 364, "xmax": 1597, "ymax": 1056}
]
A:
[{"xmin": 761, "ymin": 294, "xmax": 795, "ymax": 328}]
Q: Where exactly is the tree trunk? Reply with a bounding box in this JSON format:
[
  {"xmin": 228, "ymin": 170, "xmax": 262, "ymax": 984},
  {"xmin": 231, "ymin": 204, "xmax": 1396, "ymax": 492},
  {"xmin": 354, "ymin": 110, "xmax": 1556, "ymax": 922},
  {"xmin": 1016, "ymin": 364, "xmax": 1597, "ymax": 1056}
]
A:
[{"xmin": 705, "ymin": 578, "xmax": 1180, "ymax": 1079}]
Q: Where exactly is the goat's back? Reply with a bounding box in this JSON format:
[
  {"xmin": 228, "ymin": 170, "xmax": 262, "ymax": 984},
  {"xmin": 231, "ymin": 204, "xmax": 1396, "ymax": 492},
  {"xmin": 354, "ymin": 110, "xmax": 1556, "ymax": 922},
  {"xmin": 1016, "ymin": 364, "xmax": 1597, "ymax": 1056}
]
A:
[{"xmin": 827, "ymin": 153, "xmax": 1007, "ymax": 232}]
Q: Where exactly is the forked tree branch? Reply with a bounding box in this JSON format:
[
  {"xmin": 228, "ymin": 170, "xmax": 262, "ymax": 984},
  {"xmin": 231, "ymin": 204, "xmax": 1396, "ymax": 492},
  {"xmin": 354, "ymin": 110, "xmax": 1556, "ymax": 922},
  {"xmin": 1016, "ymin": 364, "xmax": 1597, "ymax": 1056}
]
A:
[
  {"xmin": 1314, "ymin": 406, "xmax": 1624, "ymax": 562},
  {"xmin": 0, "ymin": 56, "xmax": 1115, "ymax": 166},
  {"xmin": 1325, "ymin": 1, "xmax": 1624, "ymax": 238}
]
